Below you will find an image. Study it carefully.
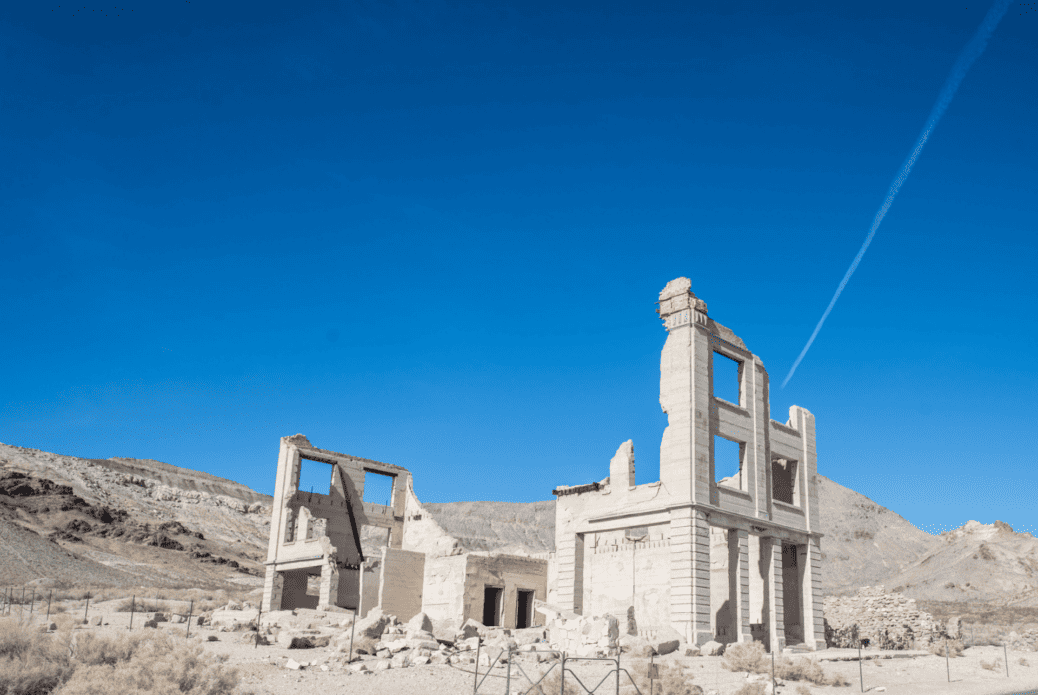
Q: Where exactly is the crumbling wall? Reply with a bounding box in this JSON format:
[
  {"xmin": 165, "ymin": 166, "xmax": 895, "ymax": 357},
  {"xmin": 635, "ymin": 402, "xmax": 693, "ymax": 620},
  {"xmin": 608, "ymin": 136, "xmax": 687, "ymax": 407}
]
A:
[
  {"xmin": 421, "ymin": 554, "xmax": 468, "ymax": 624},
  {"xmin": 464, "ymin": 554, "xmax": 548, "ymax": 629},
  {"xmin": 378, "ymin": 547, "xmax": 425, "ymax": 623},
  {"xmin": 585, "ymin": 527, "xmax": 671, "ymax": 632},
  {"xmin": 824, "ymin": 585, "xmax": 939, "ymax": 649}
]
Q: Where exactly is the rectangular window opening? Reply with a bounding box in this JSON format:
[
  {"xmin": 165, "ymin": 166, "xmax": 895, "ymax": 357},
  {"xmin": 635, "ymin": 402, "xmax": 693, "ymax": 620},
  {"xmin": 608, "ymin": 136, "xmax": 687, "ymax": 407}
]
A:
[
  {"xmin": 714, "ymin": 435, "xmax": 743, "ymax": 489},
  {"xmin": 363, "ymin": 470, "xmax": 395, "ymax": 506},
  {"xmin": 516, "ymin": 590, "xmax": 534, "ymax": 629},
  {"xmin": 772, "ymin": 458, "xmax": 798, "ymax": 505},
  {"xmin": 298, "ymin": 458, "xmax": 334, "ymax": 496},
  {"xmin": 712, "ymin": 351, "xmax": 742, "ymax": 406},
  {"xmin": 483, "ymin": 586, "xmax": 503, "ymax": 627}
]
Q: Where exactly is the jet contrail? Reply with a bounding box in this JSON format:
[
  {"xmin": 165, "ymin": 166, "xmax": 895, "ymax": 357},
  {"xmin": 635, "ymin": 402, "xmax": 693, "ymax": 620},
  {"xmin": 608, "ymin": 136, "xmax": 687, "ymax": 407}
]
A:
[{"xmin": 781, "ymin": 0, "xmax": 1012, "ymax": 389}]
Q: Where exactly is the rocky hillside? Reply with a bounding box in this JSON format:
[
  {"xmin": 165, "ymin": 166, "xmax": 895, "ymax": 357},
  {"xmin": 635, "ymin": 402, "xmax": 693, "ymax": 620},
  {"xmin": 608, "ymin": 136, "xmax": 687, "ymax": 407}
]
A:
[
  {"xmin": 879, "ymin": 520, "xmax": 1038, "ymax": 607},
  {"xmin": 0, "ymin": 443, "xmax": 273, "ymax": 589},
  {"xmin": 814, "ymin": 474, "xmax": 941, "ymax": 595}
]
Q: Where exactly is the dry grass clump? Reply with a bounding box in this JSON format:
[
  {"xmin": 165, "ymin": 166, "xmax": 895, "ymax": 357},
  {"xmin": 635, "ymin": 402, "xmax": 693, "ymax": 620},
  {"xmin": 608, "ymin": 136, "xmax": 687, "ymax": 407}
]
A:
[
  {"xmin": 793, "ymin": 685, "xmax": 813, "ymax": 695},
  {"xmin": 721, "ymin": 641, "xmax": 849, "ymax": 687},
  {"xmin": 113, "ymin": 598, "xmax": 168, "ymax": 614},
  {"xmin": 536, "ymin": 668, "xmax": 581, "ymax": 695},
  {"xmin": 927, "ymin": 639, "xmax": 964, "ymax": 657},
  {"xmin": 1019, "ymin": 657, "xmax": 1030, "ymax": 667},
  {"xmin": 0, "ymin": 617, "xmax": 239, "ymax": 695},
  {"xmin": 631, "ymin": 661, "xmax": 702, "ymax": 695},
  {"xmin": 980, "ymin": 658, "xmax": 1003, "ymax": 671}
]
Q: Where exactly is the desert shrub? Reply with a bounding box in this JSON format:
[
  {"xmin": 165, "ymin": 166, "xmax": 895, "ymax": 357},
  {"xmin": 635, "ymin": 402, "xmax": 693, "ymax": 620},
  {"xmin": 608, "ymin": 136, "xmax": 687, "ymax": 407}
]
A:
[
  {"xmin": 1019, "ymin": 657, "xmax": 1030, "ymax": 667},
  {"xmin": 0, "ymin": 616, "xmax": 239, "ymax": 695},
  {"xmin": 732, "ymin": 683, "xmax": 767, "ymax": 695},
  {"xmin": 0, "ymin": 618, "xmax": 74, "ymax": 695},
  {"xmin": 794, "ymin": 686, "xmax": 813, "ymax": 695},
  {"xmin": 928, "ymin": 639, "xmax": 964, "ymax": 657},
  {"xmin": 776, "ymin": 657, "xmax": 850, "ymax": 686},
  {"xmin": 632, "ymin": 661, "xmax": 701, "ymax": 695},
  {"xmin": 980, "ymin": 658, "xmax": 1002, "ymax": 671},
  {"xmin": 113, "ymin": 598, "xmax": 167, "ymax": 614},
  {"xmin": 722, "ymin": 642, "xmax": 768, "ymax": 672},
  {"xmin": 537, "ymin": 669, "xmax": 581, "ymax": 695}
]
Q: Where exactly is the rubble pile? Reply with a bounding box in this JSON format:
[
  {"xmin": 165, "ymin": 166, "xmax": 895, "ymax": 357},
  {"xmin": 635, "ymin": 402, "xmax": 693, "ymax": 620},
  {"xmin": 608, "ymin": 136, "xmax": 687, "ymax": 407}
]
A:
[{"xmin": 823, "ymin": 585, "xmax": 942, "ymax": 649}]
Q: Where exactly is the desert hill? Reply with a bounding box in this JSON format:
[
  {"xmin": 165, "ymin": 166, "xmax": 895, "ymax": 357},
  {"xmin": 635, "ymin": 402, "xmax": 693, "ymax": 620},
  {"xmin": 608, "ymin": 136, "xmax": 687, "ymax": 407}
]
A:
[
  {"xmin": 814, "ymin": 474, "xmax": 941, "ymax": 594},
  {"xmin": 0, "ymin": 443, "xmax": 272, "ymax": 589},
  {"xmin": 4, "ymin": 441, "xmax": 1032, "ymax": 608},
  {"xmin": 879, "ymin": 520, "xmax": 1038, "ymax": 607}
]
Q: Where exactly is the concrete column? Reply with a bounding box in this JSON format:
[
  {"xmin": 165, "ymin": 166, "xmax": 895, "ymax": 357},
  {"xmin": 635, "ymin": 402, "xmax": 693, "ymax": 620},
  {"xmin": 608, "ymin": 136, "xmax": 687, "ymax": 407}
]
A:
[
  {"xmin": 555, "ymin": 534, "xmax": 583, "ymax": 614},
  {"xmin": 670, "ymin": 507, "xmax": 711, "ymax": 645},
  {"xmin": 765, "ymin": 537, "xmax": 785, "ymax": 653},
  {"xmin": 318, "ymin": 562, "xmax": 339, "ymax": 610},
  {"xmin": 730, "ymin": 529, "xmax": 752, "ymax": 643},
  {"xmin": 802, "ymin": 537, "xmax": 826, "ymax": 650},
  {"xmin": 262, "ymin": 568, "xmax": 283, "ymax": 613}
]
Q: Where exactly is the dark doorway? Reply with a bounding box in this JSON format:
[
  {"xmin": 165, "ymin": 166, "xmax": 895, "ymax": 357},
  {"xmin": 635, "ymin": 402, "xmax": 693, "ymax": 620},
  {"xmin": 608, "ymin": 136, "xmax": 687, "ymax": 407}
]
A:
[
  {"xmin": 482, "ymin": 586, "xmax": 503, "ymax": 627},
  {"xmin": 516, "ymin": 590, "xmax": 534, "ymax": 629},
  {"xmin": 782, "ymin": 543, "xmax": 804, "ymax": 645}
]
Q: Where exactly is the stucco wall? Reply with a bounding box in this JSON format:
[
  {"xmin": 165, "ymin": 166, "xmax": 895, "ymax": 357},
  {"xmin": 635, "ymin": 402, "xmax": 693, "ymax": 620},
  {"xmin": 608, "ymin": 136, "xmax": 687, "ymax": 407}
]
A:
[
  {"xmin": 422, "ymin": 554, "xmax": 468, "ymax": 624},
  {"xmin": 379, "ymin": 547, "xmax": 425, "ymax": 622}
]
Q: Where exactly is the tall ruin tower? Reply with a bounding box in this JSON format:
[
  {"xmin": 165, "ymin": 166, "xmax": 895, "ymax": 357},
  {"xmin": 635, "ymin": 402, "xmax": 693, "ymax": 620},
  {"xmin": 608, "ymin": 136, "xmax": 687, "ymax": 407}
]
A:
[{"xmin": 552, "ymin": 277, "xmax": 825, "ymax": 651}]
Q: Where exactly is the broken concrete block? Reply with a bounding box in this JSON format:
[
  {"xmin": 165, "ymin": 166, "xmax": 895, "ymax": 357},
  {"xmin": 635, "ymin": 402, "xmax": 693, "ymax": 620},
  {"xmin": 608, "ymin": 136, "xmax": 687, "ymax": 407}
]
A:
[
  {"xmin": 700, "ymin": 641, "xmax": 726, "ymax": 657},
  {"xmin": 460, "ymin": 619, "xmax": 484, "ymax": 639},
  {"xmin": 618, "ymin": 633, "xmax": 654, "ymax": 658},
  {"xmin": 650, "ymin": 627, "xmax": 683, "ymax": 656},
  {"xmin": 284, "ymin": 659, "xmax": 303, "ymax": 670},
  {"xmin": 684, "ymin": 645, "xmax": 701, "ymax": 657},
  {"xmin": 406, "ymin": 612, "xmax": 434, "ymax": 635},
  {"xmin": 407, "ymin": 639, "xmax": 439, "ymax": 651},
  {"xmin": 170, "ymin": 614, "xmax": 185, "ymax": 624},
  {"xmin": 411, "ymin": 655, "xmax": 431, "ymax": 665},
  {"xmin": 372, "ymin": 659, "xmax": 392, "ymax": 671},
  {"xmin": 89, "ymin": 616, "xmax": 102, "ymax": 626},
  {"xmin": 355, "ymin": 609, "xmax": 392, "ymax": 640},
  {"xmin": 349, "ymin": 662, "xmax": 370, "ymax": 673}
]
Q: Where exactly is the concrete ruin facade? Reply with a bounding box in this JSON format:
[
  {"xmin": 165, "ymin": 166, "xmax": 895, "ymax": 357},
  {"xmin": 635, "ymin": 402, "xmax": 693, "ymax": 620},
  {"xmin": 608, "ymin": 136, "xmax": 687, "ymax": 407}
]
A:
[
  {"xmin": 262, "ymin": 434, "xmax": 412, "ymax": 613},
  {"xmin": 262, "ymin": 435, "xmax": 548, "ymax": 630},
  {"xmin": 552, "ymin": 277, "xmax": 825, "ymax": 652}
]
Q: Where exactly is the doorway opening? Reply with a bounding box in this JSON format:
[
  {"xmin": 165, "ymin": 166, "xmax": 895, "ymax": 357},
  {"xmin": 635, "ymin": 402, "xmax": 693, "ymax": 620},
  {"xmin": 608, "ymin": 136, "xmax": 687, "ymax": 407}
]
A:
[
  {"xmin": 516, "ymin": 590, "xmax": 535, "ymax": 629},
  {"xmin": 483, "ymin": 586, "xmax": 503, "ymax": 627}
]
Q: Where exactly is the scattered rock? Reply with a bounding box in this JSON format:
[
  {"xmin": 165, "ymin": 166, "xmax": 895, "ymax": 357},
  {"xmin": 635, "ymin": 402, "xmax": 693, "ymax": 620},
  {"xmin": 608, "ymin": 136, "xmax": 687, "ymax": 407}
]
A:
[
  {"xmin": 284, "ymin": 659, "xmax": 303, "ymax": 671},
  {"xmin": 701, "ymin": 641, "xmax": 725, "ymax": 656},
  {"xmin": 406, "ymin": 612, "xmax": 434, "ymax": 635}
]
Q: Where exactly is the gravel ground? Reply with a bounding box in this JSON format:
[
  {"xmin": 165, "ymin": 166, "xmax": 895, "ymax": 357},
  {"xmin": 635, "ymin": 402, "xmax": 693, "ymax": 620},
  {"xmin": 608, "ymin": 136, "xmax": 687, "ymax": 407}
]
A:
[{"xmin": 15, "ymin": 604, "xmax": 1038, "ymax": 695}]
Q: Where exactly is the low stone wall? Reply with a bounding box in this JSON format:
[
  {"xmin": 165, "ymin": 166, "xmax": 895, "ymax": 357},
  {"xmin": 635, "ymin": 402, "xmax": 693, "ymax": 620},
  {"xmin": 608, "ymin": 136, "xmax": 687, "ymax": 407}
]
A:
[{"xmin": 823, "ymin": 585, "xmax": 943, "ymax": 649}]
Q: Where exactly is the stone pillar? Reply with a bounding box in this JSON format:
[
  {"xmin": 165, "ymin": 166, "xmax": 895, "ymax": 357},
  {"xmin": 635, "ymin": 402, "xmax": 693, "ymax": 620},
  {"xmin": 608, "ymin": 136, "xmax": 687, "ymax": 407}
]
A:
[
  {"xmin": 765, "ymin": 537, "xmax": 786, "ymax": 653},
  {"xmin": 318, "ymin": 561, "xmax": 339, "ymax": 610},
  {"xmin": 801, "ymin": 537, "xmax": 826, "ymax": 650},
  {"xmin": 670, "ymin": 507, "xmax": 711, "ymax": 645},
  {"xmin": 556, "ymin": 533, "xmax": 584, "ymax": 614},
  {"xmin": 730, "ymin": 529, "xmax": 752, "ymax": 643},
  {"xmin": 262, "ymin": 568, "xmax": 284, "ymax": 613}
]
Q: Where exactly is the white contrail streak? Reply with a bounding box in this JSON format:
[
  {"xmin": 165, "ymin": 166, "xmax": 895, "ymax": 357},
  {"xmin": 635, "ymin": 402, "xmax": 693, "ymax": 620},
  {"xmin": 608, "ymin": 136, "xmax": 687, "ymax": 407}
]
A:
[{"xmin": 781, "ymin": 0, "xmax": 1012, "ymax": 389}]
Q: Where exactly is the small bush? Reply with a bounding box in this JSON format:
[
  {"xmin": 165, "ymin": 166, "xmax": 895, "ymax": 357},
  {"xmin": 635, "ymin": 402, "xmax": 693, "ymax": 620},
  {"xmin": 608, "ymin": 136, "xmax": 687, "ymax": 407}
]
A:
[
  {"xmin": 794, "ymin": 685, "xmax": 813, "ymax": 695},
  {"xmin": 928, "ymin": 639, "xmax": 964, "ymax": 657},
  {"xmin": 113, "ymin": 599, "xmax": 167, "ymax": 614},
  {"xmin": 1019, "ymin": 657, "xmax": 1030, "ymax": 667},
  {"xmin": 632, "ymin": 661, "xmax": 701, "ymax": 695},
  {"xmin": 538, "ymin": 669, "xmax": 581, "ymax": 695},
  {"xmin": 980, "ymin": 658, "xmax": 1002, "ymax": 671},
  {"xmin": 0, "ymin": 616, "xmax": 239, "ymax": 695},
  {"xmin": 722, "ymin": 642, "xmax": 767, "ymax": 673},
  {"xmin": 732, "ymin": 683, "xmax": 767, "ymax": 695}
]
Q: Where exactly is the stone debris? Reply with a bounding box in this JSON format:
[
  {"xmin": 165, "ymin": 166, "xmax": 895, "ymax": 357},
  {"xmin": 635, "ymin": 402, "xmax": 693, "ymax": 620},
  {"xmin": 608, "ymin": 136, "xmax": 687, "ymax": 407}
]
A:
[{"xmin": 823, "ymin": 585, "xmax": 942, "ymax": 649}]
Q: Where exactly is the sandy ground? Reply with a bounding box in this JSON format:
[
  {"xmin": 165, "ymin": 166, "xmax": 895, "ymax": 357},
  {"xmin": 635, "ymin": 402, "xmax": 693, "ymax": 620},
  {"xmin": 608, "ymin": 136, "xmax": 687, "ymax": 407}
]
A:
[{"xmin": 18, "ymin": 602, "xmax": 1038, "ymax": 695}]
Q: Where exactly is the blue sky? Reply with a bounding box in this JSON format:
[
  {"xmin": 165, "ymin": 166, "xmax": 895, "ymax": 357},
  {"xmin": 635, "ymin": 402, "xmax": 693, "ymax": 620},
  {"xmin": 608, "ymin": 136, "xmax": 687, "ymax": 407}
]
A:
[{"xmin": 2, "ymin": 0, "xmax": 1036, "ymax": 537}]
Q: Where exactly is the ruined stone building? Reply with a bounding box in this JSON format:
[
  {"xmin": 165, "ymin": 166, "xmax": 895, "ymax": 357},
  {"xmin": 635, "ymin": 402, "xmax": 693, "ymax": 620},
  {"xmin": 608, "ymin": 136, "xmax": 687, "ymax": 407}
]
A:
[
  {"xmin": 262, "ymin": 434, "xmax": 548, "ymax": 630},
  {"xmin": 551, "ymin": 278, "xmax": 825, "ymax": 652}
]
